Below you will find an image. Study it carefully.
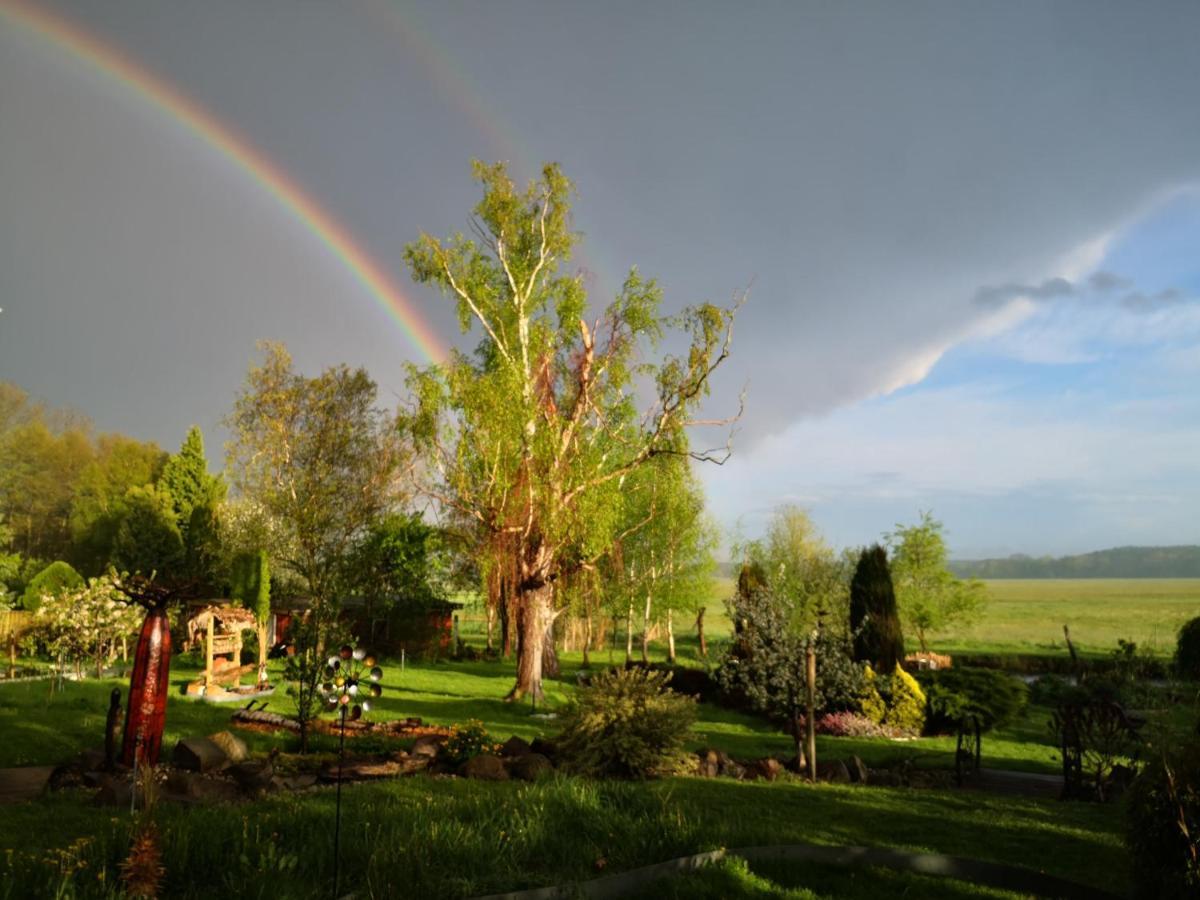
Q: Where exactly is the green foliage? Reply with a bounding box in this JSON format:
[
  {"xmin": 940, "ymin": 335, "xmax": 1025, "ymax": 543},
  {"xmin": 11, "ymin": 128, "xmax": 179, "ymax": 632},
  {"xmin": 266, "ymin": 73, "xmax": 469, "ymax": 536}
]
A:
[
  {"xmin": 230, "ymin": 550, "xmax": 271, "ymax": 623},
  {"xmin": 226, "ymin": 343, "xmax": 405, "ymax": 608},
  {"xmin": 859, "ymin": 665, "xmax": 926, "ymax": 736},
  {"xmin": 920, "ymin": 667, "xmax": 1029, "ymax": 735},
  {"xmin": 21, "ymin": 560, "xmax": 83, "ymax": 612},
  {"xmin": 441, "ymin": 720, "xmax": 502, "ymax": 766},
  {"xmin": 351, "ymin": 512, "xmax": 445, "ymax": 612},
  {"xmin": 557, "ymin": 666, "xmax": 697, "ymax": 778},
  {"xmin": 1175, "ymin": 616, "xmax": 1200, "ymax": 680},
  {"xmin": 849, "ymin": 544, "xmax": 904, "ymax": 671},
  {"xmin": 159, "ymin": 426, "xmax": 222, "ymax": 531},
  {"xmin": 888, "ymin": 511, "xmax": 987, "ymax": 652},
  {"xmin": 110, "ymin": 485, "xmax": 184, "ymax": 577},
  {"xmin": 1125, "ymin": 741, "xmax": 1200, "ymax": 899}
]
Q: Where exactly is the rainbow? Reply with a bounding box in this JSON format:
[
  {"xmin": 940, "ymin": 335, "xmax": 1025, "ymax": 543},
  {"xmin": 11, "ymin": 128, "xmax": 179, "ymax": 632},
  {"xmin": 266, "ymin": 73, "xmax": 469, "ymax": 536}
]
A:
[{"xmin": 0, "ymin": 0, "xmax": 448, "ymax": 363}]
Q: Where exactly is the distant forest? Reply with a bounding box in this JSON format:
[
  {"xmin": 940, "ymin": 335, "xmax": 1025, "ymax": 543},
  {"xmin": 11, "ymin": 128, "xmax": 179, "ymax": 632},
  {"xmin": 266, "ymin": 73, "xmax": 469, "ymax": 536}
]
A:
[{"xmin": 949, "ymin": 546, "xmax": 1200, "ymax": 579}]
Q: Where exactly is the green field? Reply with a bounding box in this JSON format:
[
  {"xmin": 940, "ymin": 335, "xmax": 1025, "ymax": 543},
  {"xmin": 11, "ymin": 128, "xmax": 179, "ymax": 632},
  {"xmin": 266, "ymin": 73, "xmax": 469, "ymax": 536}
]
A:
[{"xmin": 934, "ymin": 578, "xmax": 1200, "ymax": 657}]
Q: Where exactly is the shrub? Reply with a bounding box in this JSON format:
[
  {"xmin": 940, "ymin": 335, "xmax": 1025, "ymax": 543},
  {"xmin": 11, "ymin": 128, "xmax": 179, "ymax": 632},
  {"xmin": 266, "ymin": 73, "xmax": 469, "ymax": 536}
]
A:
[
  {"xmin": 1029, "ymin": 673, "xmax": 1072, "ymax": 707},
  {"xmin": 1176, "ymin": 617, "xmax": 1200, "ymax": 681},
  {"xmin": 1125, "ymin": 741, "xmax": 1200, "ymax": 898},
  {"xmin": 556, "ymin": 666, "xmax": 696, "ymax": 778},
  {"xmin": 815, "ymin": 710, "xmax": 902, "ymax": 738},
  {"xmin": 20, "ymin": 560, "xmax": 83, "ymax": 612},
  {"xmin": 919, "ymin": 667, "xmax": 1028, "ymax": 736},
  {"xmin": 859, "ymin": 664, "xmax": 925, "ymax": 736},
  {"xmin": 442, "ymin": 720, "xmax": 502, "ymax": 766},
  {"xmin": 849, "ymin": 544, "xmax": 904, "ymax": 671}
]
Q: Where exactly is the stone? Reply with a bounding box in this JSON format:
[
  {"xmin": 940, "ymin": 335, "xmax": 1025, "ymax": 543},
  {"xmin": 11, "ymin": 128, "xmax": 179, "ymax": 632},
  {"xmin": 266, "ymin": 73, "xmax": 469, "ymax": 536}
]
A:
[
  {"xmin": 696, "ymin": 750, "xmax": 720, "ymax": 778},
  {"xmin": 869, "ymin": 769, "xmax": 905, "ymax": 788},
  {"xmin": 713, "ymin": 750, "xmax": 744, "ymax": 780},
  {"xmin": 816, "ymin": 759, "xmax": 851, "ymax": 783},
  {"xmin": 163, "ymin": 770, "xmax": 240, "ymax": 803},
  {"xmin": 207, "ymin": 731, "xmax": 248, "ymax": 764},
  {"xmin": 172, "ymin": 737, "xmax": 229, "ymax": 773},
  {"xmin": 530, "ymin": 737, "xmax": 559, "ymax": 761},
  {"xmin": 271, "ymin": 773, "xmax": 318, "ymax": 791},
  {"xmin": 459, "ymin": 754, "xmax": 508, "ymax": 781},
  {"xmin": 500, "ymin": 735, "xmax": 532, "ymax": 758},
  {"xmin": 410, "ymin": 735, "xmax": 446, "ymax": 759},
  {"xmin": 746, "ymin": 757, "xmax": 784, "ymax": 781},
  {"xmin": 848, "ymin": 755, "xmax": 869, "ymax": 784},
  {"xmin": 228, "ymin": 760, "xmax": 275, "ymax": 793},
  {"xmin": 507, "ymin": 752, "xmax": 553, "ymax": 781},
  {"xmin": 93, "ymin": 776, "xmax": 133, "ymax": 807}
]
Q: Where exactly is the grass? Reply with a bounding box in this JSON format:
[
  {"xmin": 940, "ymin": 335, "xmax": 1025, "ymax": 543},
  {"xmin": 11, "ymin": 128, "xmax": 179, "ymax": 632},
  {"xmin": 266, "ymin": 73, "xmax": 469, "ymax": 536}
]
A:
[
  {"xmin": 916, "ymin": 578, "xmax": 1200, "ymax": 659},
  {"xmin": 0, "ymin": 650, "xmax": 1081, "ymax": 774},
  {"xmin": 0, "ymin": 773, "xmax": 1126, "ymax": 899}
]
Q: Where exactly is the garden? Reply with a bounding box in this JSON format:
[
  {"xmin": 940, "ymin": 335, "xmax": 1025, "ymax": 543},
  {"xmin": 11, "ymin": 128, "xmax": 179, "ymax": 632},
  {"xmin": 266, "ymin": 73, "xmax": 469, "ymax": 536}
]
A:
[{"xmin": 1, "ymin": 163, "xmax": 1198, "ymax": 899}]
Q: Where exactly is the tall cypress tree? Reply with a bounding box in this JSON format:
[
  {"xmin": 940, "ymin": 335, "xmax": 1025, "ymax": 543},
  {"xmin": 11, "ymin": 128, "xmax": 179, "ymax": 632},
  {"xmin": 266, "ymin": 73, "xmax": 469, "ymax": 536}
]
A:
[
  {"xmin": 849, "ymin": 544, "xmax": 905, "ymax": 671},
  {"xmin": 160, "ymin": 426, "xmax": 221, "ymax": 531}
]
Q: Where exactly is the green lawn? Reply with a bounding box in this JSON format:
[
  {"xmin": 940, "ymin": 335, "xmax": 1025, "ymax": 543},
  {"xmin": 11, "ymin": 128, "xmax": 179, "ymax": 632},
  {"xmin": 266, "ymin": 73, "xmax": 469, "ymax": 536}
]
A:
[
  {"xmin": 0, "ymin": 652, "xmax": 1072, "ymax": 774},
  {"xmin": 0, "ymin": 773, "xmax": 1125, "ymax": 899}
]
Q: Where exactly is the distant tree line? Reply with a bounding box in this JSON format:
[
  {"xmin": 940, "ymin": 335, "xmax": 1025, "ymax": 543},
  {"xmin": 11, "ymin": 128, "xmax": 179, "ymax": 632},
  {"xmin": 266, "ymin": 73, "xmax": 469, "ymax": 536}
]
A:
[{"xmin": 950, "ymin": 545, "xmax": 1200, "ymax": 579}]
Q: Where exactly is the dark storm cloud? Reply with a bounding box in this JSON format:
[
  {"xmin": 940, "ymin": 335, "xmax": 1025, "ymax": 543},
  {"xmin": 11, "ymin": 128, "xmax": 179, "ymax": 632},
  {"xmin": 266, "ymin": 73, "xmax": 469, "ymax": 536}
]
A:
[
  {"xmin": 973, "ymin": 272, "xmax": 1191, "ymax": 315},
  {"xmin": 3, "ymin": 0, "xmax": 1200, "ymax": 451}
]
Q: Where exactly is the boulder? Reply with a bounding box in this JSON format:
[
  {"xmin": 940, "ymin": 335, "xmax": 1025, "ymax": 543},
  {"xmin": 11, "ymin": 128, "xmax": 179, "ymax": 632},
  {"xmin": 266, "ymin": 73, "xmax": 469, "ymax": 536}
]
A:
[
  {"xmin": 869, "ymin": 768, "xmax": 905, "ymax": 788},
  {"xmin": 207, "ymin": 731, "xmax": 248, "ymax": 764},
  {"xmin": 530, "ymin": 737, "xmax": 559, "ymax": 761},
  {"xmin": 507, "ymin": 753, "xmax": 553, "ymax": 781},
  {"xmin": 163, "ymin": 770, "xmax": 240, "ymax": 803},
  {"xmin": 816, "ymin": 759, "xmax": 851, "ymax": 783},
  {"xmin": 714, "ymin": 750, "xmax": 745, "ymax": 780},
  {"xmin": 271, "ymin": 773, "xmax": 318, "ymax": 791},
  {"xmin": 410, "ymin": 735, "xmax": 446, "ymax": 759},
  {"xmin": 172, "ymin": 737, "xmax": 229, "ymax": 773},
  {"xmin": 746, "ymin": 757, "xmax": 784, "ymax": 782},
  {"xmin": 459, "ymin": 754, "xmax": 509, "ymax": 781},
  {"xmin": 848, "ymin": 755, "xmax": 869, "ymax": 785},
  {"xmin": 93, "ymin": 776, "xmax": 133, "ymax": 808},
  {"xmin": 500, "ymin": 735, "xmax": 532, "ymax": 758},
  {"xmin": 228, "ymin": 760, "xmax": 275, "ymax": 793},
  {"xmin": 696, "ymin": 749, "xmax": 720, "ymax": 778}
]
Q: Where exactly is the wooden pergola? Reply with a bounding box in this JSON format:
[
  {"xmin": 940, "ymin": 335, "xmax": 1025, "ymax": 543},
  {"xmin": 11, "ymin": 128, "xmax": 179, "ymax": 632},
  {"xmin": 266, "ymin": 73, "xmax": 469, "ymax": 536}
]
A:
[{"xmin": 186, "ymin": 605, "xmax": 264, "ymax": 692}]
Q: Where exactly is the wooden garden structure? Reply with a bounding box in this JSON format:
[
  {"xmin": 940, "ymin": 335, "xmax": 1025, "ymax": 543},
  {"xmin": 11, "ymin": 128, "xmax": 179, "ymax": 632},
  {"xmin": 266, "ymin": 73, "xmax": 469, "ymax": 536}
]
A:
[{"xmin": 186, "ymin": 605, "xmax": 266, "ymax": 694}]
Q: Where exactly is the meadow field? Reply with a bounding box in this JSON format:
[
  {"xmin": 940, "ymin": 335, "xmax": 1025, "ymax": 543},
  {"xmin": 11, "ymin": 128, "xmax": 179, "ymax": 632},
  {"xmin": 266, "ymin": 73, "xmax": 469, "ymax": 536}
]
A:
[{"xmin": 934, "ymin": 578, "xmax": 1200, "ymax": 657}]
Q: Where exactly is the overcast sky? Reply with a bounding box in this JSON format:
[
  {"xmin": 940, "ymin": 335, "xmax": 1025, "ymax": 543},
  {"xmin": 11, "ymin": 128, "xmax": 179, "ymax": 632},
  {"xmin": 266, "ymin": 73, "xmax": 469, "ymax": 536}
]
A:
[{"xmin": 2, "ymin": 1, "xmax": 1198, "ymax": 557}]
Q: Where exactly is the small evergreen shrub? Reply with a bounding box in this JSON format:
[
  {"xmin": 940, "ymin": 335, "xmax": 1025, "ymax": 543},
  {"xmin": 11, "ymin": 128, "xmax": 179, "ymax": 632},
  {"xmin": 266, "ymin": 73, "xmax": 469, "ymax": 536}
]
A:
[
  {"xmin": 1125, "ymin": 741, "xmax": 1200, "ymax": 898},
  {"xmin": 557, "ymin": 667, "xmax": 697, "ymax": 778},
  {"xmin": 849, "ymin": 544, "xmax": 905, "ymax": 671},
  {"xmin": 919, "ymin": 667, "xmax": 1028, "ymax": 735},
  {"xmin": 859, "ymin": 664, "xmax": 925, "ymax": 736},
  {"xmin": 20, "ymin": 560, "xmax": 83, "ymax": 612},
  {"xmin": 1176, "ymin": 617, "xmax": 1200, "ymax": 681},
  {"xmin": 442, "ymin": 720, "xmax": 502, "ymax": 766}
]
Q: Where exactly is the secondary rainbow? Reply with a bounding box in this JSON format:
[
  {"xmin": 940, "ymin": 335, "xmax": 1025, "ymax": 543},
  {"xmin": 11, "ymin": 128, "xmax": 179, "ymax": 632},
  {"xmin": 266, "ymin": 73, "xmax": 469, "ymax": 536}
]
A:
[{"xmin": 0, "ymin": 0, "xmax": 447, "ymax": 363}]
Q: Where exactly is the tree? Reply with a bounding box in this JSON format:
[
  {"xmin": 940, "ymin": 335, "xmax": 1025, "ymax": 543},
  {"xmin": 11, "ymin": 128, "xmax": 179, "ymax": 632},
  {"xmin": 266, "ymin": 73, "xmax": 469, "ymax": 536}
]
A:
[
  {"xmin": 160, "ymin": 426, "xmax": 223, "ymax": 534},
  {"xmin": 887, "ymin": 511, "xmax": 986, "ymax": 653},
  {"xmin": 69, "ymin": 434, "xmax": 167, "ymax": 574},
  {"xmin": 231, "ymin": 550, "xmax": 271, "ymax": 685},
  {"xmin": 110, "ymin": 485, "xmax": 186, "ymax": 578},
  {"xmin": 401, "ymin": 161, "xmax": 739, "ymax": 700},
  {"xmin": 849, "ymin": 544, "xmax": 905, "ymax": 670},
  {"xmin": 226, "ymin": 343, "xmax": 406, "ymax": 750},
  {"xmin": 30, "ymin": 573, "xmax": 142, "ymax": 679},
  {"xmin": 226, "ymin": 342, "xmax": 406, "ymax": 609},
  {"xmin": 0, "ymin": 515, "xmax": 22, "ymax": 608}
]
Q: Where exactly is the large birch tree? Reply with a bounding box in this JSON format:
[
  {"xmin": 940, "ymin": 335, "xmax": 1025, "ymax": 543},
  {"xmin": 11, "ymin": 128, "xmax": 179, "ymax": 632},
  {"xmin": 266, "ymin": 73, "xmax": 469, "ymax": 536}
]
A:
[{"xmin": 402, "ymin": 162, "xmax": 739, "ymax": 700}]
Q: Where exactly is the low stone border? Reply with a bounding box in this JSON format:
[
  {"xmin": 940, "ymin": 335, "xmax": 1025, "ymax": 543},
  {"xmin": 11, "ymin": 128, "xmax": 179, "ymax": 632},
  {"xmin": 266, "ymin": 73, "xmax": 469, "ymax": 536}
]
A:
[{"xmin": 470, "ymin": 842, "xmax": 1121, "ymax": 900}]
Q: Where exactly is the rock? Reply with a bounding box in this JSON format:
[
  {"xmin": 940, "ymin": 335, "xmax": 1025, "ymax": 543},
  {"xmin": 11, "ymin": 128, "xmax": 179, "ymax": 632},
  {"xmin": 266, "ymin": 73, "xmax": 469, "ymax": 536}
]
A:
[
  {"xmin": 530, "ymin": 737, "xmax": 559, "ymax": 761},
  {"xmin": 746, "ymin": 758, "xmax": 784, "ymax": 781},
  {"xmin": 410, "ymin": 735, "xmax": 446, "ymax": 759},
  {"xmin": 459, "ymin": 754, "xmax": 508, "ymax": 781},
  {"xmin": 816, "ymin": 759, "xmax": 851, "ymax": 783},
  {"xmin": 507, "ymin": 752, "xmax": 553, "ymax": 781},
  {"xmin": 696, "ymin": 749, "xmax": 720, "ymax": 778},
  {"xmin": 869, "ymin": 768, "xmax": 905, "ymax": 788},
  {"xmin": 713, "ymin": 750, "xmax": 744, "ymax": 779},
  {"xmin": 848, "ymin": 755, "xmax": 869, "ymax": 784},
  {"xmin": 271, "ymin": 773, "xmax": 318, "ymax": 791},
  {"xmin": 500, "ymin": 735, "xmax": 532, "ymax": 758},
  {"xmin": 93, "ymin": 777, "xmax": 133, "ymax": 807},
  {"xmin": 228, "ymin": 760, "xmax": 275, "ymax": 793},
  {"xmin": 391, "ymin": 752, "xmax": 430, "ymax": 775},
  {"xmin": 172, "ymin": 737, "xmax": 230, "ymax": 773},
  {"xmin": 784, "ymin": 755, "xmax": 808, "ymax": 775},
  {"xmin": 207, "ymin": 731, "xmax": 248, "ymax": 764},
  {"xmin": 163, "ymin": 770, "xmax": 240, "ymax": 803}
]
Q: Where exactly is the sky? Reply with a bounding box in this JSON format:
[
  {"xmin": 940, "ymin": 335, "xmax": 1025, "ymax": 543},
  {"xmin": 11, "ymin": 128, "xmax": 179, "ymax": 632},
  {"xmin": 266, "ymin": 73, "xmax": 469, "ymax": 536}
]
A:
[{"xmin": 1, "ymin": 0, "xmax": 1198, "ymax": 558}]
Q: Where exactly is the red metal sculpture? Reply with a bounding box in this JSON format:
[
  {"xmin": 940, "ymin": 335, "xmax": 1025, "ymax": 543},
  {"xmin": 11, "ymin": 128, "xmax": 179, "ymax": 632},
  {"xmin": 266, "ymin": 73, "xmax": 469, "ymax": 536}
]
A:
[
  {"xmin": 116, "ymin": 576, "xmax": 190, "ymax": 768},
  {"xmin": 121, "ymin": 607, "xmax": 172, "ymax": 766}
]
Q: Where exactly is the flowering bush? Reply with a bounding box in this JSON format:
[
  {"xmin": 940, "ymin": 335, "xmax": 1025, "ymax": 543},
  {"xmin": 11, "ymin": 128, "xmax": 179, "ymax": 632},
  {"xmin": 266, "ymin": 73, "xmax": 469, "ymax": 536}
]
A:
[
  {"xmin": 814, "ymin": 710, "xmax": 903, "ymax": 738},
  {"xmin": 442, "ymin": 720, "xmax": 502, "ymax": 766},
  {"xmin": 28, "ymin": 574, "xmax": 143, "ymax": 678}
]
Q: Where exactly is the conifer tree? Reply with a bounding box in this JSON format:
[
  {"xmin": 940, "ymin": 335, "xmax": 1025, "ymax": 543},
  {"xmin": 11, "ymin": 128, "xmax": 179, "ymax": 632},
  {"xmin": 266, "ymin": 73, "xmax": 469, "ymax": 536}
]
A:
[{"xmin": 849, "ymin": 544, "xmax": 905, "ymax": 671}]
